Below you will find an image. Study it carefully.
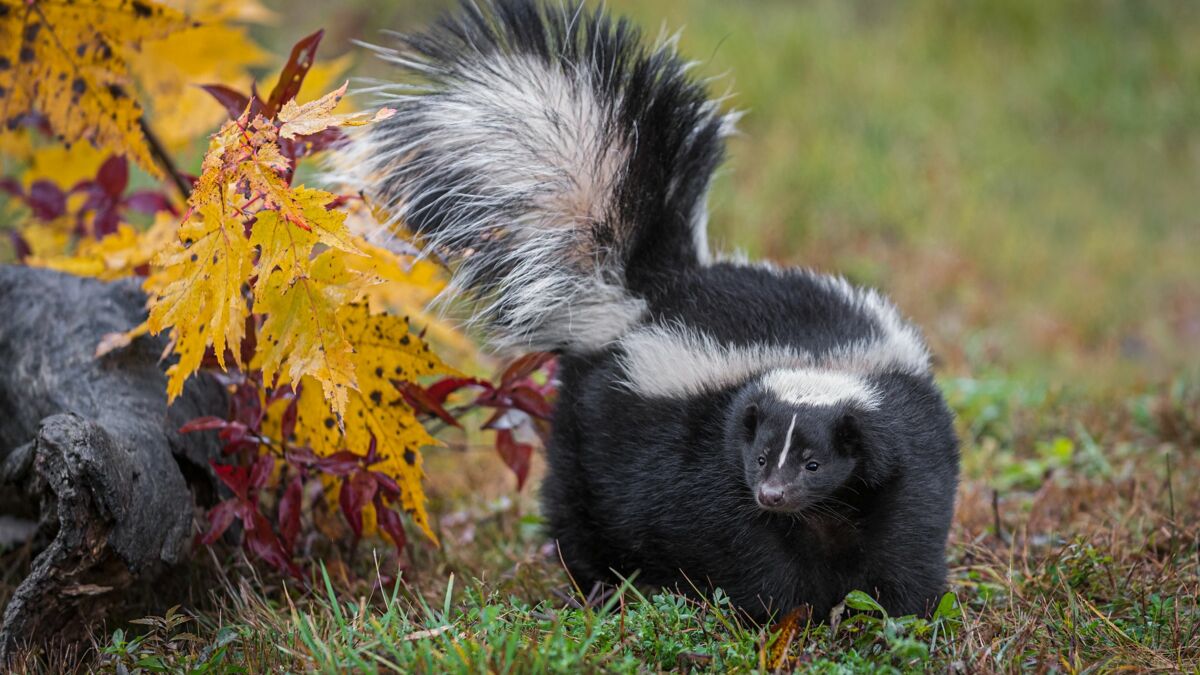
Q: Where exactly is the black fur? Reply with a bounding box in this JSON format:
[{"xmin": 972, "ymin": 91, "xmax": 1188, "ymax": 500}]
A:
[
  {"xmin": 544, "ymin": 265, "xmax": 960, "ymax": 621},
  {"xmin": 358, "ymin": 0, "xmax": 961, "ymax": 622}
]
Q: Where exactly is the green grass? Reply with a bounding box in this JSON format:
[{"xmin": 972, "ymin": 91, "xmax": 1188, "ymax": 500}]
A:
[
  {"xmin": 3, "ymin": 382, "xmax": 1198, "ymax": 671},
  {"xmin": 9, "ymin": 377, "xmax": 1191, "ymax": 673},
  {"xmin": 3, "ymin": 0, "xmax": 1200, "ymax": 672}
]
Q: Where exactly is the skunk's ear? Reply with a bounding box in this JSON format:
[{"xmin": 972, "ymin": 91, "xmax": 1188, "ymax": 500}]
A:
[{"xmin": 834, "ymin": 413, "xmax": 863, "ymax": 456}]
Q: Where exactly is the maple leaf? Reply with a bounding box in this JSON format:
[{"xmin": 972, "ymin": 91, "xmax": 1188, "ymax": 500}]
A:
[
  {"xmin": 148, "ymin": 200, "xmax": 253, "ymax": 400},
  {"xmin": 277, "ymin": 81, "xmax": 349, "ymax": 139},
  {"xmin": 28, "ymin": 213, "xmax": 174, "ymax": 280},
  {"xmin": 285, "ymin": 303, "xmax": 457, "ymax": 543},
  {"xmin": 0, "ymin": 0, "xmax": 193, "ymax": 175},
  {"xmin": 338, "ymin": 304, "xmax": 456, "ymax": 542},
  {"xmin": 131, "ymin": 0, "xmax": 271, "ymax": 149},
  {"xmin": 143, "ymin": 98, "xmax": 385, "ymax": 415},
  {"xmin": 22, "ymin": 140, "xmax": 107, "ymax": 190},
  {"xmin": 250, "ymin": 188, "xmax": 360, "ymax": 295},
  {"xmin": 348, "ymin": 238, "xmax": 478, "ymax": 365},
  {"xmin": 278, "ymin": 82, "xmax": 394, "ymax": 140},
  {"xmin": 254, "ymin": 249, "xmax": 365, "ymax": 417}
]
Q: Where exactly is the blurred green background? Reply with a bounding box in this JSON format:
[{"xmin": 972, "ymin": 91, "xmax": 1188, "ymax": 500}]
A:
[{"xmin": 270, "ymin": 0, "xmax": 1200, "ymax": 392}]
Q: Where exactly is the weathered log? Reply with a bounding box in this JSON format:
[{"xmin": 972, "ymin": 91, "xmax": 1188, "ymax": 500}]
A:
[{"xmin": 0, "ymin": 266, "xmax": 226, "ymax": 660}]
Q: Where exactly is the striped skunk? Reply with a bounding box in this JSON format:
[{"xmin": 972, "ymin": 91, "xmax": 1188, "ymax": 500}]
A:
[{"xmin": 341, "ymin": 0, "xmax": 960, "ymax": 620}]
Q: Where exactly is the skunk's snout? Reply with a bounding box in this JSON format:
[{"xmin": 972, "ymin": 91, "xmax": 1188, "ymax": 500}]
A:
[{"xmin": 757, "ymin": 483, "xmax": 785, "ymax": 508}]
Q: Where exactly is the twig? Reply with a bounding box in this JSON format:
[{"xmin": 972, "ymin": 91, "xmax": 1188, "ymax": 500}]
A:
[
  {"xmin": 139, "ymin": 116, "xmax": 192, "ymax": 201},
  {"xmin": 992, "ymin": 490, "xmax": 1007, "ymax": 544}
]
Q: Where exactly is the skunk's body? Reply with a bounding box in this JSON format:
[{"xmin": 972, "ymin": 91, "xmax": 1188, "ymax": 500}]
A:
[{"xmin": 343, "ymin": 0, "xmax": 959, "ymax": 620}]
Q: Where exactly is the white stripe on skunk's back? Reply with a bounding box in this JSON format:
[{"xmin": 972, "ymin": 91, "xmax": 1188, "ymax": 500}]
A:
[
  {"xmin": 762, "ymin": 370, "xmax": 879, "ymax": 410},
  {"xmin": 614, "ymin": 274, "xmax": 930, "ymax": 402}
]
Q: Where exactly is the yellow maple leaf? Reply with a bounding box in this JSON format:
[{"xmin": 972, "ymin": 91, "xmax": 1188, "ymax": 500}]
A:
[
  {"xmin": 13, "ymin": 219, "xmax": 72, "ymax": 258},
  {"xmin": 143, "ymin": 103, "xmax": 378, "ymax": 413},
  {"xmin": 284, "ymin": 303, "xmax": 457, "ymax": 544},
  {"xmin": 22, "ymin": 141, "xmax": 107, "ymax": 189},
  {"xmin": 347, "ymin": 239, "xmax": 478, "ymax": 365},
  {"xmin": 278, "ymin": 82, "xmax": 395, "ymax": 139},
  {"xmin": 148, "ymin": 201, "xmax": 252, "ymax": 400},
  {"xmin": 340, "ymin": 304, "xmax": 457, "ymax": 542},
  {"xmin": 277, "ymin": 81, "xmax": 349, "ymax": 139},
  {"xmin": 254, "ymin": 249, "xmax": 365, "ymax": 417},
  {"xmin": 28, "ymin": 213, "xmax": 174, "ymax": 280},
  {"xmin": 0, "ymin": 0, "xmax": 193, "ymax": 175},
  {"xmin": 131, "ymin": 13, "xmax": 270, "ymax": 149}
]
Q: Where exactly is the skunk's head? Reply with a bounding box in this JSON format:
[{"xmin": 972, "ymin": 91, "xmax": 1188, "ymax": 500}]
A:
[{"xmin": 729, "ymin": 370, "xmax": 876, "ymax": 514}]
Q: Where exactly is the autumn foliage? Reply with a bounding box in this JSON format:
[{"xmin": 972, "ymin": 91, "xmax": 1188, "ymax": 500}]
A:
[{"xmin": 0, "ymin": 0, "xmax": 554, "ymax": 578}]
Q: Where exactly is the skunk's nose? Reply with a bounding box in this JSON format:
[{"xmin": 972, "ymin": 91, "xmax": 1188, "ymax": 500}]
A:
[{"xmin": 757, "ymin": 484, "xmax": 784, "ymax": 508}]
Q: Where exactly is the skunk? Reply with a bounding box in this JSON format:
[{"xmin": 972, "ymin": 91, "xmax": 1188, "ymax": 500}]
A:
[{"xmin": 341, "ymin": 0, "xmax": 960, "ymax": 621}]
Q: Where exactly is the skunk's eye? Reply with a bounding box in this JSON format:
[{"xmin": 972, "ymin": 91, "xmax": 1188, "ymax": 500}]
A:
[
  {"xmin": 742, "ymin": 404, "xmax": 759, "ymax": 436},
  {"xmin": 805, "ymin": 461, "xmax": 820, "ymax": 472},
  {"xmin": 757, "ymin": 455, "xmax": 766, "ymax": 467}
]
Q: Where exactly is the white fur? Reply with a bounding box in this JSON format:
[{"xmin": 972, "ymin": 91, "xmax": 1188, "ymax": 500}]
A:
[
  {"xmin": 778, "ymin": 413, "xmax": 798, "ymax": 469},
  {"xmin": 704, "ymin": 260, "xmax": 932, "ymax": 376},
  {"xmin": 616, "ymin": 308, "xmax": 927, "ymax": 401},
  {"xmin": 333, "ymin": 49, "xmax": 650, "ymax": 352},
  {"xmin": 333, "ymin": 22, "xmax": 743, "ymax": 353},
  {"xmin": 762, "ymin": 369, "xmax": 879, "ymax": 409}
]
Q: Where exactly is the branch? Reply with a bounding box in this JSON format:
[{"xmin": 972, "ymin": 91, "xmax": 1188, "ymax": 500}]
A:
[{"xmin": 138, "ymin": 117, "xmax": 192, "ymax": 201}]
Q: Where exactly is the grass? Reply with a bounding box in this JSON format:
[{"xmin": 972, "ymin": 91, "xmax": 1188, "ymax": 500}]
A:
[
  {"xmin": 3, "ymin": 0, "xmax": 1200, "ymax": 672},
  {"xmin": 7, "ymin": 378, "xmax": 1195, "ymax": 672}
]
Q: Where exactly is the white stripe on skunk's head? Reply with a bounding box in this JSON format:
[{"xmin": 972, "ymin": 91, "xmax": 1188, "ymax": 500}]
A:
[{"xmin": 760, "ymin": 369, "xmax": 880, "ymax": 410}]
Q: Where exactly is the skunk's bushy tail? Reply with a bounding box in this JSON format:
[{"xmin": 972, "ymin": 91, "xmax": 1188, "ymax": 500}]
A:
[{"xmin": 338, "ymin": 0, "xmax": 735, "ymax": 353}]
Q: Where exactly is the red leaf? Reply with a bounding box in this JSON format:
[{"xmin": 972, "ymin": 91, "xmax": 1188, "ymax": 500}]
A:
[
  {"xmin": 124, "ymin": 190, "xmax": 175, "ymax": 215},
  {"xmin": 278, "ymin": 475, "xmax": 303, "ymax": 552},
  {"xmin": 375, "ymin": 499, "xmax": 408, "ymax": 554},
  {"xmin": 278, "ymin": 395, "xmax": 299, "ymax": 443},
  {"xmin": 92, "ymin": 206, "xmax": 121, "ymax": 238},
  {"xmin": 338, "ymin": 470, "xmax": 378, "ymax": 538},
  {"xmin": 316, "ymin": 450, "xmax": 363, "ymax": 476},
  {"xmin": 227, "ymin": 376, "xmax": 264, "ymax": 427},
  {"xmin": 199, "ymin": 499, "xmax": 239, "ymax": 545},
  {"xmin": 217, "ymin": 421, "xmax": 249, "ymax": 444},
  {"xmin": 96, "ymin": 155, "xmax": 128, "ymax": 198},
  {"xmin": 26, "ymin": 180, "xmax": 66, "ymax": 221},
  {"xmin": 500, "ymin": 352, "xmax": 554, "ymax": 388},
  {"xmin": 211, "ymin": 461, "xmax": 250, "ymax": 499},
  {"xmin": 299, "ymin": 127, "xmax": 347, "ymax": 153},
  {"xmin": 266, "ymin": 30, "xmax": 324, "ymax": 117},
  {"xmin": 495, "ymin": 429, "xmax": 533, "ymax": 491},
  {"xmin": 222, "ymin": 438, "xmax": 259, "ymax": 457},
  {"xmin": 200, "ymin": 84, "xmax": 251, "ymax": 120},
  {"xmin": 395, "ymin": 381, "xmax": 461, "ymax": 427},
  {"xmin": 508, "ymin": 385, "xmax": 553, "ymax": 420},
  {"xmin": 0, "ymin": 178, "xmax": 20, "ymax": 197},
  {"xmin": 249, "ymin": 453, "xmax": 275, "ymax": 491},
  {"xmin": 179, "ymin": 416, "xmax": 229, "ymax": 433},
  {"xmin": 425, "ymin": 377, "xmax": 485, "ymax": 406},
  {"xmin": 245, "ymin": 511, "xmax": 302, "ymax": 579},
  {"xmin": 371, "ymin": 470, "xmax": 401, "ymax": 498},
  {"xmin": 287, "ymin": 448, "xmax": 362, "ymax": 475}
]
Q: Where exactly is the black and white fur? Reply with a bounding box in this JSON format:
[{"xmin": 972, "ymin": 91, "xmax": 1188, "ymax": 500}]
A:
[{"xmin": 341, "ymin": 0, "xmax": 960, "ymax": 621}]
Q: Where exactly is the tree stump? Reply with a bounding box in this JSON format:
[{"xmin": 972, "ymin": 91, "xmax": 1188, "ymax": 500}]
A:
[{"xmin": 0, "ymin": 266, "xmax": 226, "ymax": 661}]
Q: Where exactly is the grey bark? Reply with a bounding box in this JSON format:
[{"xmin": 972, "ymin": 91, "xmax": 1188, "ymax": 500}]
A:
[{"xmin": 0, "ymin": 265, "xmax": 226, "ymax": 661}]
